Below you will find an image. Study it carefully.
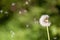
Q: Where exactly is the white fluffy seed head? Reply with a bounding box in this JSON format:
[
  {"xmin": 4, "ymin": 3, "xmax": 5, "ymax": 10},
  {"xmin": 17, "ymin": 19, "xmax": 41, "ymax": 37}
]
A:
[
  {"xmin": 0, "ymin": 10, "xmax": 3, "ymax": 13},
  {"xmin": 26, "ymin": 24, "xmax": 29, "ymax": 28},
  {"xmin": 53, "ymin": 37, "xmax": 57, "ymax": 40},
  {"xmin": 39, "ymin": 15, "xmax": 51, "ymax": 27},
  {"xmin": 24, "ymin": 10, "xmax": 27, "ymax": 13}
]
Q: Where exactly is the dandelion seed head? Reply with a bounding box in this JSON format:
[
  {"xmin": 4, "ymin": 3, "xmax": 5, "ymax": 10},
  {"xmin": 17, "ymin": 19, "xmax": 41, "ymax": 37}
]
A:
[
  {"xmin": 19, "ymin": 11, "xmax": 22, "ymax": 14},
  {"xmin": 25, "ymin": 1, "xmax": 29, "ymax": 5},
  {"xmin": 39, "ymin": 15, "xmax": 51, "ymax": 27}
]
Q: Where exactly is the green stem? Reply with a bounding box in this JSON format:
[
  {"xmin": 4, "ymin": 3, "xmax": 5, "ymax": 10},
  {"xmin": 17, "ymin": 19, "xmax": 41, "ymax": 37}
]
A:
[{"xmin": 47, "ymin": 26, "xmax": 50, "ymax": 40}]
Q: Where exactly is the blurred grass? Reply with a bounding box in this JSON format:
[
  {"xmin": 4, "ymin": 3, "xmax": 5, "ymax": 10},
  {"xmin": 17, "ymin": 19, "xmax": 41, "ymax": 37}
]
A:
[{"xmin": 0, "ymin": 0, "xmax": 60, "ymax": 40}]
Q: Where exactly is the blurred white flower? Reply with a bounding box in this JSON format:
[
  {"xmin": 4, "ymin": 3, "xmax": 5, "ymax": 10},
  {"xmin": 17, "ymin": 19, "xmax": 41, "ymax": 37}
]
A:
[
  {"xmin": 5, "ymin": 11, "xmax": 8, "ymax": 14},
  {"xmin": 10, "ymin": 30, "xmax": 15, "ymax": 38},
  {"xmin": 11, "ymin": 3, "xmax": 16, "ymax": 6},
  {"xmin": 39, "ymin": 15, "xmax": 51, "ymax": 27},
  {"xmin": 0, "ymin": 10, "xmax": 3, "ymax": 13}
]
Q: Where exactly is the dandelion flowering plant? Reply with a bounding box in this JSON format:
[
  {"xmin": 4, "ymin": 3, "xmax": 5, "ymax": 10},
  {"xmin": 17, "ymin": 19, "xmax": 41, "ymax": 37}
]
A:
[{"xmin": 39, "ymin": 15, "xmax": 51, "ymax": 40}]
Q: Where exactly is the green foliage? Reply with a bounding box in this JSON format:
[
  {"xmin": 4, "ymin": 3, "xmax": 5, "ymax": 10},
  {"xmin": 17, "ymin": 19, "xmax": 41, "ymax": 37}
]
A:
[{"xmin": 0, "ymin": 0, "xmax": 60, "ymax": 40}]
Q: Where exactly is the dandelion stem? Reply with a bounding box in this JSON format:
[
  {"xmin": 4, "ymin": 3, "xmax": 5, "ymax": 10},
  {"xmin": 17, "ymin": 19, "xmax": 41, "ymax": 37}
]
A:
[{"xmin": 47, "ymin": 26, "xmax": 50, "ymax": 40}]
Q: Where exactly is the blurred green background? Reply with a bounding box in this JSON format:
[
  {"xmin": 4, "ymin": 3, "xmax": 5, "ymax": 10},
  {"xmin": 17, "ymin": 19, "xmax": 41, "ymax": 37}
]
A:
[{"xmin": 0, "ymin": 0, "xmax": 60, "ymax": 40}]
